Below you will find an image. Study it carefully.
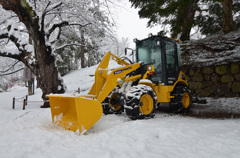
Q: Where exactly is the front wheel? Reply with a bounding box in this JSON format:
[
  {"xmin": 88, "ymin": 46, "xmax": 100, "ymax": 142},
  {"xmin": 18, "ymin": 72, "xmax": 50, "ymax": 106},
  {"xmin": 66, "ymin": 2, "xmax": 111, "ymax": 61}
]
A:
[
  {"xmin": 102, "ymin": 93, "xmax": 123, "ymax": 115},
  {"xmin": 170, "ymin": 85, "xmax": 192, "ymax": 113},
  {"xmin": 125, "ymin": 85, "xmax": 157, "ymax": 120}
]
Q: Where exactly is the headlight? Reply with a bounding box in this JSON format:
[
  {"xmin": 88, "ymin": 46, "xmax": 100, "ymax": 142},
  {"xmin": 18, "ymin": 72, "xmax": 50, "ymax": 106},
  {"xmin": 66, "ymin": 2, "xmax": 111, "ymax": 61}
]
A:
[{"xmin": 148, "ymin": 65, "xmax": 152, "ymax": 71}]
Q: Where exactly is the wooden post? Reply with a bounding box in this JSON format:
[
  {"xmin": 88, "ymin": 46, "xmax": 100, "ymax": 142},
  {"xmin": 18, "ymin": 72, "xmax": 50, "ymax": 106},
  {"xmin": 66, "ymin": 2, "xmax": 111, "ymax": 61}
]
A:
[
  {"xmin": 28, "ymin": 80, "xmax": 33, "ymax": 95},
  {"xmin": 32, "ymin": 78, "xmax": 35, "ymax": 95},
  {"xmin": 78, "ymin": 87, "xmax": 80, "ymax": 94},
  {"xmin": 23, "ymin": 99, "xmax": 26, "ymax": 110},
  {"xmin": 12, "ymin": 97, "xmax": 15, "ymax": 109},
  {"xmin": 25, "ymin": 95, "xmax": 28, "ymax": 106}
]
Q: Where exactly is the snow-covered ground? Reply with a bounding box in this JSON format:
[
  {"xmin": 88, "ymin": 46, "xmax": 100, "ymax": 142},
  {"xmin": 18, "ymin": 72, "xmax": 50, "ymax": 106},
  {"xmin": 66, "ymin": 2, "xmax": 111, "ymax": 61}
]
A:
[{"xmin": 0, "ymin": 63, "xmax": 240, "ymax": 158}]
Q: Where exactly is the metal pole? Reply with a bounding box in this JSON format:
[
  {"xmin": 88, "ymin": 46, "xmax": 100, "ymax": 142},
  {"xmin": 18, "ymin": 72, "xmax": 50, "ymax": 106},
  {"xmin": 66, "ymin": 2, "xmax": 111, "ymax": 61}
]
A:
[{"xmin": 12, "ymin": 97, "xmax": 15, "ymax": 109}]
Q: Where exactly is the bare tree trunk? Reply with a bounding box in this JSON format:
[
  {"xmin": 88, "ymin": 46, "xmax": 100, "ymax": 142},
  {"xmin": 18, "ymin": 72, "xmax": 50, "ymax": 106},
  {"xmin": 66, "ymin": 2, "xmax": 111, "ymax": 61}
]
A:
[
  {"xmin": 181, "ymin": 4, "xmax": 197, "ymax": 41},
  {"xmin": 173, "ymin": 1, "xmax": 198, "ymax": 41},
  {"xmin": 174, "ymin": 0, "xmax": 199, "ymax": 41},
  {"xmin": 221, "ymin": 0, "xmax": 234, "ymax": 33},
  {"xmin": 80, "ymin": 30, "xmax": 85, "ymax": 68},
  {"xmin": 0, "ymin": 0, "xmax": 65, "ymax": 107}
]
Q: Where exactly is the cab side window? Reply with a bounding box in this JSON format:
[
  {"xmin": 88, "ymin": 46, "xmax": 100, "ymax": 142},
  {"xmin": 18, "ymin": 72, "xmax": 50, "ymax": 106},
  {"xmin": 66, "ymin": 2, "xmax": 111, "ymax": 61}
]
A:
[{"xmin": 165, "ymin": 41, "xmax": 177, "ymax": 83}]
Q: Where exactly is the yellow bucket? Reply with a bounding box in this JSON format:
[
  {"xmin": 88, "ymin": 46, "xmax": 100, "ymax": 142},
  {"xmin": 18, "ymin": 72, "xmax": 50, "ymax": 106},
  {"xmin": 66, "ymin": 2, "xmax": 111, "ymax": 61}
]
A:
[{"xmin": 48, "ymin": 95, "xmax": 103, "ymax": 134}]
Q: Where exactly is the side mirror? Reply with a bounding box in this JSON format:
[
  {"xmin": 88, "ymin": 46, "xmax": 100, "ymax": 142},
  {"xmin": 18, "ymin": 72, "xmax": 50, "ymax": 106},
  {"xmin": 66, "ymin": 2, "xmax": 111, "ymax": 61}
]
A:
[
  {"xmin": 124, "ymin": 48, "xmax": 135, "ymax": 63},
  {"xmin": 125, "ymin": 48, "xmax": 134, "ymax": 55},
  {"xmin": 125, "ymin": 48, "xmax": 127, "ymax": 55}
]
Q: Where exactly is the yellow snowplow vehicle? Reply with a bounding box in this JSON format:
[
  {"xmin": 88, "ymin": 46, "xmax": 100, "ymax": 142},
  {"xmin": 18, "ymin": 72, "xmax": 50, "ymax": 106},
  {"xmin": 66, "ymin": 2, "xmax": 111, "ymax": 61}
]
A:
[{"xmin": 48, "ymin": 35, "xmax": 191, "ymax": 134}]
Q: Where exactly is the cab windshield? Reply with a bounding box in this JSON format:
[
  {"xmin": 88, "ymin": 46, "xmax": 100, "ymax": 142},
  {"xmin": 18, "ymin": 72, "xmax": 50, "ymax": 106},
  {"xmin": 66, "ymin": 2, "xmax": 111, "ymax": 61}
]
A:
[{"xmin": 136, "ymin": 37, "xmax": 162, "ymax": 82}]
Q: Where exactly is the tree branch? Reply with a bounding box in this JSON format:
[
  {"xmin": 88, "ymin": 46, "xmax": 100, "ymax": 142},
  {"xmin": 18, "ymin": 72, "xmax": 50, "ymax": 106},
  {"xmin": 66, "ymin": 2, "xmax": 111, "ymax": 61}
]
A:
[
  {"xmin": 47, "ymin": 21, "xmax": 91, "ymax": 39},
  {"xmin": 55, "ymin": 43, "xmax": 97, "ymax": 52},
  {"xmin": 41, "ymin": 2, "xmax": 63, "ymax": 33},
  {"xmin": 0, "ymin": 33, "xmax": 30, "ymax": 66},
  {"xmin": 0, "ymin": 32, "xmax": 26, "ymax": 51},
  {"xmin": 0, "ymin": 15, "xmax": 18, "ymax": 25},
  {"xmin": 41, "ymin": 1, "xmax": 51, "ymax": 33},
  {"xmin": 45, "ymin": 2, "xmax": 62, "ymax": 14},
  {"xmin": 47, "ymin": 21, "xmax": 69, "ymax": 37},
  {"xmin": 0, "ymin": 50, "xmax": 22, "ymax": 61},
  {"xmin": 0, "ymin": 60, "xmax": 20, "ymax": 73},
  {"xmin": 0, "ymin": 67, "xmax": 24, "ymax": 76}
]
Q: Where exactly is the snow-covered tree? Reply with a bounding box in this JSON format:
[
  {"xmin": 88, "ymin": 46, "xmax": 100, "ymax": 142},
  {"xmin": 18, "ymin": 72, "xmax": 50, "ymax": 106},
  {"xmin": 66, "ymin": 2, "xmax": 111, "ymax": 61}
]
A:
[
  {"xmin": 0, "ymin": 0, "xmax": 116, "ymax": 107},
  {"xmin": 0, "ymin": 57, "xmax": 23, "ymax": 91}
]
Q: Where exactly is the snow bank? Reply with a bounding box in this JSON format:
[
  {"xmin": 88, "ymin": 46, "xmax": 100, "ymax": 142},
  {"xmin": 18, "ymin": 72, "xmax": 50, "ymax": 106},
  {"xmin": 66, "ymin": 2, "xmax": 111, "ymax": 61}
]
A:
[{"xmin": 181, "ymin": 31, "xmax": 240, "ymax": 67}]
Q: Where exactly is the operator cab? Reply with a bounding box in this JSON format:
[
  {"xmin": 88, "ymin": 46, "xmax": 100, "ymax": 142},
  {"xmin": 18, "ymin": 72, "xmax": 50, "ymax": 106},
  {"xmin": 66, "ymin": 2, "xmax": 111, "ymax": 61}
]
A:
[{"xmin": 135, "ymin": 35, "xmax": 182, "ymax": 85}]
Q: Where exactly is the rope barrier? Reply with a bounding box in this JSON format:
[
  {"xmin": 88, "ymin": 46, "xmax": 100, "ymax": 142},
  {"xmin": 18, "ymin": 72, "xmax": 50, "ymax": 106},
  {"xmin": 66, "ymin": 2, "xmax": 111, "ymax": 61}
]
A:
[
  {"xmin": 14, "ymin": 96, "xmax": 26, "ymax": 100},
  {"xmin": 12, "ymin": 95, "xmax": 48, "ymax": 110},
  {"xmin": 12, "ymin": 87, "xmax": 80, "ymax": 110},
  {"xmin": 25, "ymin": 100, "xmax": 49, "ymax": 103}
]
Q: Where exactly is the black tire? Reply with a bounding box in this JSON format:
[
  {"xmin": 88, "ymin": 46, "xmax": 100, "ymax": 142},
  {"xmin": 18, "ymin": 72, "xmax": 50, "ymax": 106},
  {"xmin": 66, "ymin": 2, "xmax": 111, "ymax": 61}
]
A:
[
  {"xmin": 102, "ymin": 97, "xmax": 113, "ymax": 115},
  {"xmin": 125, "ymin": 85, "xmax": 157, "ymax": 120},
  {"xmin": 170, "ymin": 85, "xmax": 192, "ymax": 113},
  {"xmin": 102, "ymin": 93, "xmax": 123, "ymax": 115}
]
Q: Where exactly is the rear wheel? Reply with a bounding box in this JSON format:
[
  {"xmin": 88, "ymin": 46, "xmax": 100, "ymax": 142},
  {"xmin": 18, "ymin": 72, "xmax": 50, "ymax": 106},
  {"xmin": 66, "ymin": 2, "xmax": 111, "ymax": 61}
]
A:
[
  {"xmin": 125, "ymin": 85, "xmax": 157, "ymax": 120},
  {"xmin": 170, "ymin": 85, "xmax": 191, "ymax": 113}
]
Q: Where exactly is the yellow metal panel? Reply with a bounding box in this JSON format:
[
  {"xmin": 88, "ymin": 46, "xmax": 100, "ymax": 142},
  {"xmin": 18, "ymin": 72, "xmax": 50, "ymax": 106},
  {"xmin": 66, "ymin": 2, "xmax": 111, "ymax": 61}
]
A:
[
  {"xmin": 96, "ymin": 51, "xmax": 112, "ymax": 69},
  {"xmin": 156, "ymin": 84, "xmax": 174, "ymax": 103},
  {"xmin": 97, "ymin": 63, "xmax": 141, "ymax": 103},
  {"xmin": 89, "ymin": 51, "xmax": 141, "ymax": 100},
  {"xmin": 96, "ymin": 73, "xmax": 118, "ymax": 103},
  {"xmin": 125, "ymin": 74, "xmax": 142, "ymax": 82},
  {"xmin": 155, "ymin": 71, "xmax": 188, "ymax": 103},
  {"xmin": 48, "ymin": 95, "xmax": 102, "ymax": 134},
  {"xmin": 112, "ymin": 55, "xmax": 130, "ymax": 66}
]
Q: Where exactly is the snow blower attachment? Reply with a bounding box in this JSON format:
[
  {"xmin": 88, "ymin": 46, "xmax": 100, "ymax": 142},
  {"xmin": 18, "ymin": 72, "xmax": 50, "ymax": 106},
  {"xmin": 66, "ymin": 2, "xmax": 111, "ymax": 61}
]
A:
[{"xmin": 48, "ymin": 35, "xmax": 192, "ymax": 134}]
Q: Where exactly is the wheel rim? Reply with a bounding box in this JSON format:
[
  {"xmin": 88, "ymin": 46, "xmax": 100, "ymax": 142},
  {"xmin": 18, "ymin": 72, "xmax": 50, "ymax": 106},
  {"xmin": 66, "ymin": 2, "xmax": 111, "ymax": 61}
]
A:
[
  {"xmin": 109, "ymin": 93, "xmax": 122, "ymax": 111},
  {"xmin": 139, "ymin": 94, "xmax": 153, "ymax": 115},
  {"xmin": 182, "ymin": 92, "xmax": 190, "ymax": 108}
]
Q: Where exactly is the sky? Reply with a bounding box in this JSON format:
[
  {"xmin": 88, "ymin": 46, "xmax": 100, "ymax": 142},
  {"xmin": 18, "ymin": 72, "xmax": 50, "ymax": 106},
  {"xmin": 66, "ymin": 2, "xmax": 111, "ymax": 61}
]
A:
[
  {"xmin": 115, "ymin": 0, "xmax": 160, "ymax": 47},
  {"xmin": 115, "ymin": 0, "xmax": 205, "ymax": 45}
]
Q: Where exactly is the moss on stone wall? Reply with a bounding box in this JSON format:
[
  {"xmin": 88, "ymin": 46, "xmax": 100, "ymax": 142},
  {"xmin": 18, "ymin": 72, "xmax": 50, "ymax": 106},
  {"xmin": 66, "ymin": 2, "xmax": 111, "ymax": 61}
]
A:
[
  {"xmin": 183, "ymin": 62, "xmax": 240, "ymax": 97},
  {"xmin": 215, "ymin": 65, "xmax": 230, "ymax": 75}
]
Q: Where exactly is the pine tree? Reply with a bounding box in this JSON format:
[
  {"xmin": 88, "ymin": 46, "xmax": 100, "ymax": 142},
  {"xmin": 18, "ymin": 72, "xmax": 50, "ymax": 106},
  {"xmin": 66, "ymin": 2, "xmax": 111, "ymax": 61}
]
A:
[
  {"xmin": 129, "ymin": 0, "xmax": 239, "ymax": 40},
  {"xmin": 195, "ymin": 0, "xmax": 239, "ymax": 35},
  {"xmin": 221, "ymin": 0, "xmax": 234, "ymax": 33},
  {"xmin": 129, "ymin": 0, "xmax": 199, "ymax": 41}
]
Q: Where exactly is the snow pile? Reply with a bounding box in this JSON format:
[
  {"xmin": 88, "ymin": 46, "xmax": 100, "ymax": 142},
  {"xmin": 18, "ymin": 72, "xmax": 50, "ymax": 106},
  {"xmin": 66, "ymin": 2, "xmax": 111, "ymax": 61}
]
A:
[
  {"xmin": 181, "ymin": 31, "xmax": 240, "ymax": 67},
  {"xmin": 0, "ymin": 63, "xmax": 240, "ymax": 158}
]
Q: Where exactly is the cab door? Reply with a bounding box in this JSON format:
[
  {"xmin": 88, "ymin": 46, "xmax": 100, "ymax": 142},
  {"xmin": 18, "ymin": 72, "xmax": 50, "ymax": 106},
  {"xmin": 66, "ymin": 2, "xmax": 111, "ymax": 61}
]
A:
[{"xmin": 164, "ymin": 39, "xmax": 179, "ymax": 85}]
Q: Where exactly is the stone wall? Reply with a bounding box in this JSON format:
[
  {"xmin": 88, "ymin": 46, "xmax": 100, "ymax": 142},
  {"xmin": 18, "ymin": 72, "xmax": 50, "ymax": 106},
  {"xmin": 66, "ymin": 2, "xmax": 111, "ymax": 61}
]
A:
[
  {"xmin": 180, "ymin": 31, "xmax": 240, "ymax": 98},
  {"xmin": 182, "ymin": 63, "xmax": 240, "ymax": 97}
]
